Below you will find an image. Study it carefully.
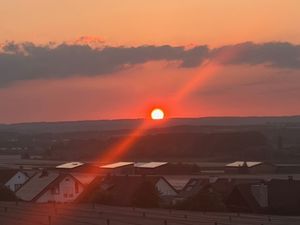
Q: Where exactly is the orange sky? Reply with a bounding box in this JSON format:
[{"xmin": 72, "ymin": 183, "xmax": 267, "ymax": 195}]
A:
[
  {"xmin": 1, "ymin": 0, "xmax": 300, "ymax": 46},
  {"xmin": 0, "ymin": 1, "xmax": 300, "ymax": 123}
]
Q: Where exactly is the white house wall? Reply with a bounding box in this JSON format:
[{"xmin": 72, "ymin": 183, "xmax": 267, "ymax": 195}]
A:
[
  {"xmin": 36, "ymin": 176, "xmax": 84, "ymax": 203},
  {"xmin": 5, "ymin": 172, "xmax": 29, "ymax": 192}
]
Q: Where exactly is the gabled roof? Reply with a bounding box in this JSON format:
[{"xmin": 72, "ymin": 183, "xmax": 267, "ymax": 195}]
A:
[
  {"xmin": 16, "ymin": 171, "xmax": 60, "ymax": 201},
  {"xmin": 180, "ymin": 178, "xmax": 209, "ymax": 197},
  {"xmin": 56, "ymin": 162, "xmax": 84, "ymax": 169},
  {"xmin": 226, "ymin": 161, "xmax": 262, "ymax": 168},
  {"xmin": 226, "ymin": 183, "xmax": 262, "ymax": 213},
  {"xmin": 71, "ymin": 173, "xmax": 97, "ymax": 185},
  {"xmin": 134, "ymin": 162, "xmax": 167, "ymax": 169},
  {"xmin": 164, "ymin": 176, "xmax": 190, "ymax": 191},
  {"xmin": 100, "ymin": 162, "xmax": 134, "ymax": 169},
  {"xmin": 5, "ymin": 170, "xmax": 36, "ymax": 187}
]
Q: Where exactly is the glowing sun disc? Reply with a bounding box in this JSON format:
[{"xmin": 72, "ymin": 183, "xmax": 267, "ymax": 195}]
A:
[{"xmin": 151, "ymin": 108, "xmax": 165, "ymax": 120}]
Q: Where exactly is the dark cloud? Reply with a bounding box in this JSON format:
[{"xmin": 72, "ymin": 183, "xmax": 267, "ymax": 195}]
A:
[
  {"xmin": 0, "ymin": 42, "xmax": 208, "ymax": 86},
  {"xmin": 212, "ymin": 42, "xmax": 300, "ymax": 68},
  {"xmin": 0, "ymin": 41, "xmax": 300, "ymax": 86}
]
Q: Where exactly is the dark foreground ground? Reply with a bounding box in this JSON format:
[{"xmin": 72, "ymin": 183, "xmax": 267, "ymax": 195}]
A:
[{"xmin": 0, "ymin": 202, "xmax": 300, "ymax": 225}]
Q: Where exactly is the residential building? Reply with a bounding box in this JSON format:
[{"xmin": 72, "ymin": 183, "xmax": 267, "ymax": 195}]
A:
[
  {"xmin": 5, "ymin": 170, "xmax": 36, "ymax": 192},
  {"xmin": 16, "ymin": 171, "xmax": 84, "ymax": 203}
]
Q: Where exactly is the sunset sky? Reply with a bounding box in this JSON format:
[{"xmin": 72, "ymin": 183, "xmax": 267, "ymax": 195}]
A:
[{"xmin": 1, "ymin": 0, "xmax": 300, "ymax": 123}]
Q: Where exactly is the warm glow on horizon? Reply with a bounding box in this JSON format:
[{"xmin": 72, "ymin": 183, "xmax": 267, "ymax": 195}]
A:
[{"xmin": 151, "ymin": 108, "xmax": 165, "ymax": 120}]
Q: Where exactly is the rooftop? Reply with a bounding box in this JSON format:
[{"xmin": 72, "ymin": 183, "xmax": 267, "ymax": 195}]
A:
[
  {"xmin": 226, "ymin": 161, "xmax": 262, "ymax": 168},
  {"xmin": 134, "ymin": 162, "xmax": 168, "ymax": 168},
  {"xmin": 56, "ymin": 162, "xmax": 84, "ymax": 169},
  {"xmin": 16, "ymin": 171, "xmax": 60, "ymax": 201},
  {"xmin": 100, "ymin": 162, "xmax": 134, "ymax": 169}
]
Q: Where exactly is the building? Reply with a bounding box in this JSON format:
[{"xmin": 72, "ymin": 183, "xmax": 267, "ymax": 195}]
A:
[
  {"xmin": 16, "ymin": 171, "xmax": 84, "ymax": 203},
  {"xmin": 56, "ymin": 162, "xmax": 85, "ymax": 170},
  {"xmin": 267, "ymin": 179, "xmax": 300, "ymax": 214},
  {"xmin": 180, "ymin": 178, "xmax": 209, "ymax": 198},
  {"xmin": 78, "ymin": 175, "xmax": 177, "ymax": 206},
  {"xmin": 100, "ymin": 162, "xmax": 135, "ymax": 175},
  {"xmin": 226, "ymin": 178, "xmax": 300, "ymax": 214},
  {"xmin": 225, "ymin": 161, "xmax": 276, "ymax": 174},
  {"xmin": 5, "ymin": 170, "xmax": 36, "ymax": 192},
  {"xmin": 134, "ymin": 162, "xmax": 168, "ymax": 174},
  {"xmin": 164, "ymin": 176, "xmax": 191, "ymax": 192},
  {"xmin": 226, "ymin": 183, "xmax": 266, "ymax": 213}
]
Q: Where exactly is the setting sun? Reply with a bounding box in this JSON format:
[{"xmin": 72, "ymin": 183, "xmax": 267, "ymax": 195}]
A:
[{"xmin": 151, "ymin": 108, "xmax": 165, "ymax": 120}]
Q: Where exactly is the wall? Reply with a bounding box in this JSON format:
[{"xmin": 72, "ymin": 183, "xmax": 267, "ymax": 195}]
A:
[
  {"xmin": 36, "ymin": 175, "xmax": 84, "ymax": 203},
  {"xmin": 5, "ymin": 172, "xmax": 29, "ymax": 192}
]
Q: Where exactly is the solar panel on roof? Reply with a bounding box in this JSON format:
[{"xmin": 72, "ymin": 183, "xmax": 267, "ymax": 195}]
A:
[
  {"xmin": 100, "ymin": 162, "xmax": 134, "ymax": 169},
  {"xmin": 135, "ymin": 162, "xmax": 167, "ymax": 168},
  {"xmin": 226, "ymin": 161, "xmax": 262, "ymax": 167},
  {"xmin": 56, "ymin": 162, "xmax": 84, "ymax": 169}
]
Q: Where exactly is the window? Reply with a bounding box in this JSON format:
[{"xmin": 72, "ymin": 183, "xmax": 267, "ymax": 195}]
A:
[{"xmin": 14, "ymin": 184, "xmax": 22, "ymax": 190}]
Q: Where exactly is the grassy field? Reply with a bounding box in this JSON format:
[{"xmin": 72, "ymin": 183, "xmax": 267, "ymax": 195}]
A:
[{"xmin": 0, "ymin": 201, "xmax": 300, "ymax": 225}]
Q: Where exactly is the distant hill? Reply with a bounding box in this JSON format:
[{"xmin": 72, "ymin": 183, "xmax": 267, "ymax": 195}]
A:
[
  {"xmin": 1, "ymin": 115, "xmax": 300, "ymax": 133},
  {"xmin": 46, "ymin": 131, "xmax": 269, "ymax": 161}
]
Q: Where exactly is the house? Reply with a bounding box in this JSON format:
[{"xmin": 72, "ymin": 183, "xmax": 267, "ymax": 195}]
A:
[
  {"xmin": 100, "ymin": 162, "xmax": 135, "ymax": 175},
  {"xmin": 179, "ymin": 178, "xmax": 210, "ymax": 199},
  {"xmin": 178, "ymin": 177, "xmax": 235, "ymax": 201},
  {"xmin": 202, "ymin": 178, "xmax": 236, "ymax": 200},
  {"xmin": 267, "ymin": 178, "xmax": 300, "ymax": 214},
  {"xmin": 16, "ymin": 171, "xmax": 84, "ymax": 203},
  {"xmin": 176, "ymin": 176, "xmax": 265, "ymax": 205},
  {"xmin": 225, "ymin": 161, "xmax": 276, "ymax": 174},
  {"xmin": 0, "ymin": 169, "xmax": 20, "ymax": 200},
  {"xmin": 226, "ymin": 178, "xmax": 300, "ymax": 214},
  {"xmin": 78, "ymin": 175, "xmax": 177, "ymax": 206},
  {"xmin": 71, "ymin": 172, "xmax": 97, "ymax": 186},
  {"xmin": 226, "ymin": 183, "xmax": 266, "ymax": 213},
  {"xmin": 164, "ymin": 176, "xmax": 191, "ymax": 192},
  {"xmin": 5, "ymin": 170, "xmax": 36, "ymax": 192}
]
